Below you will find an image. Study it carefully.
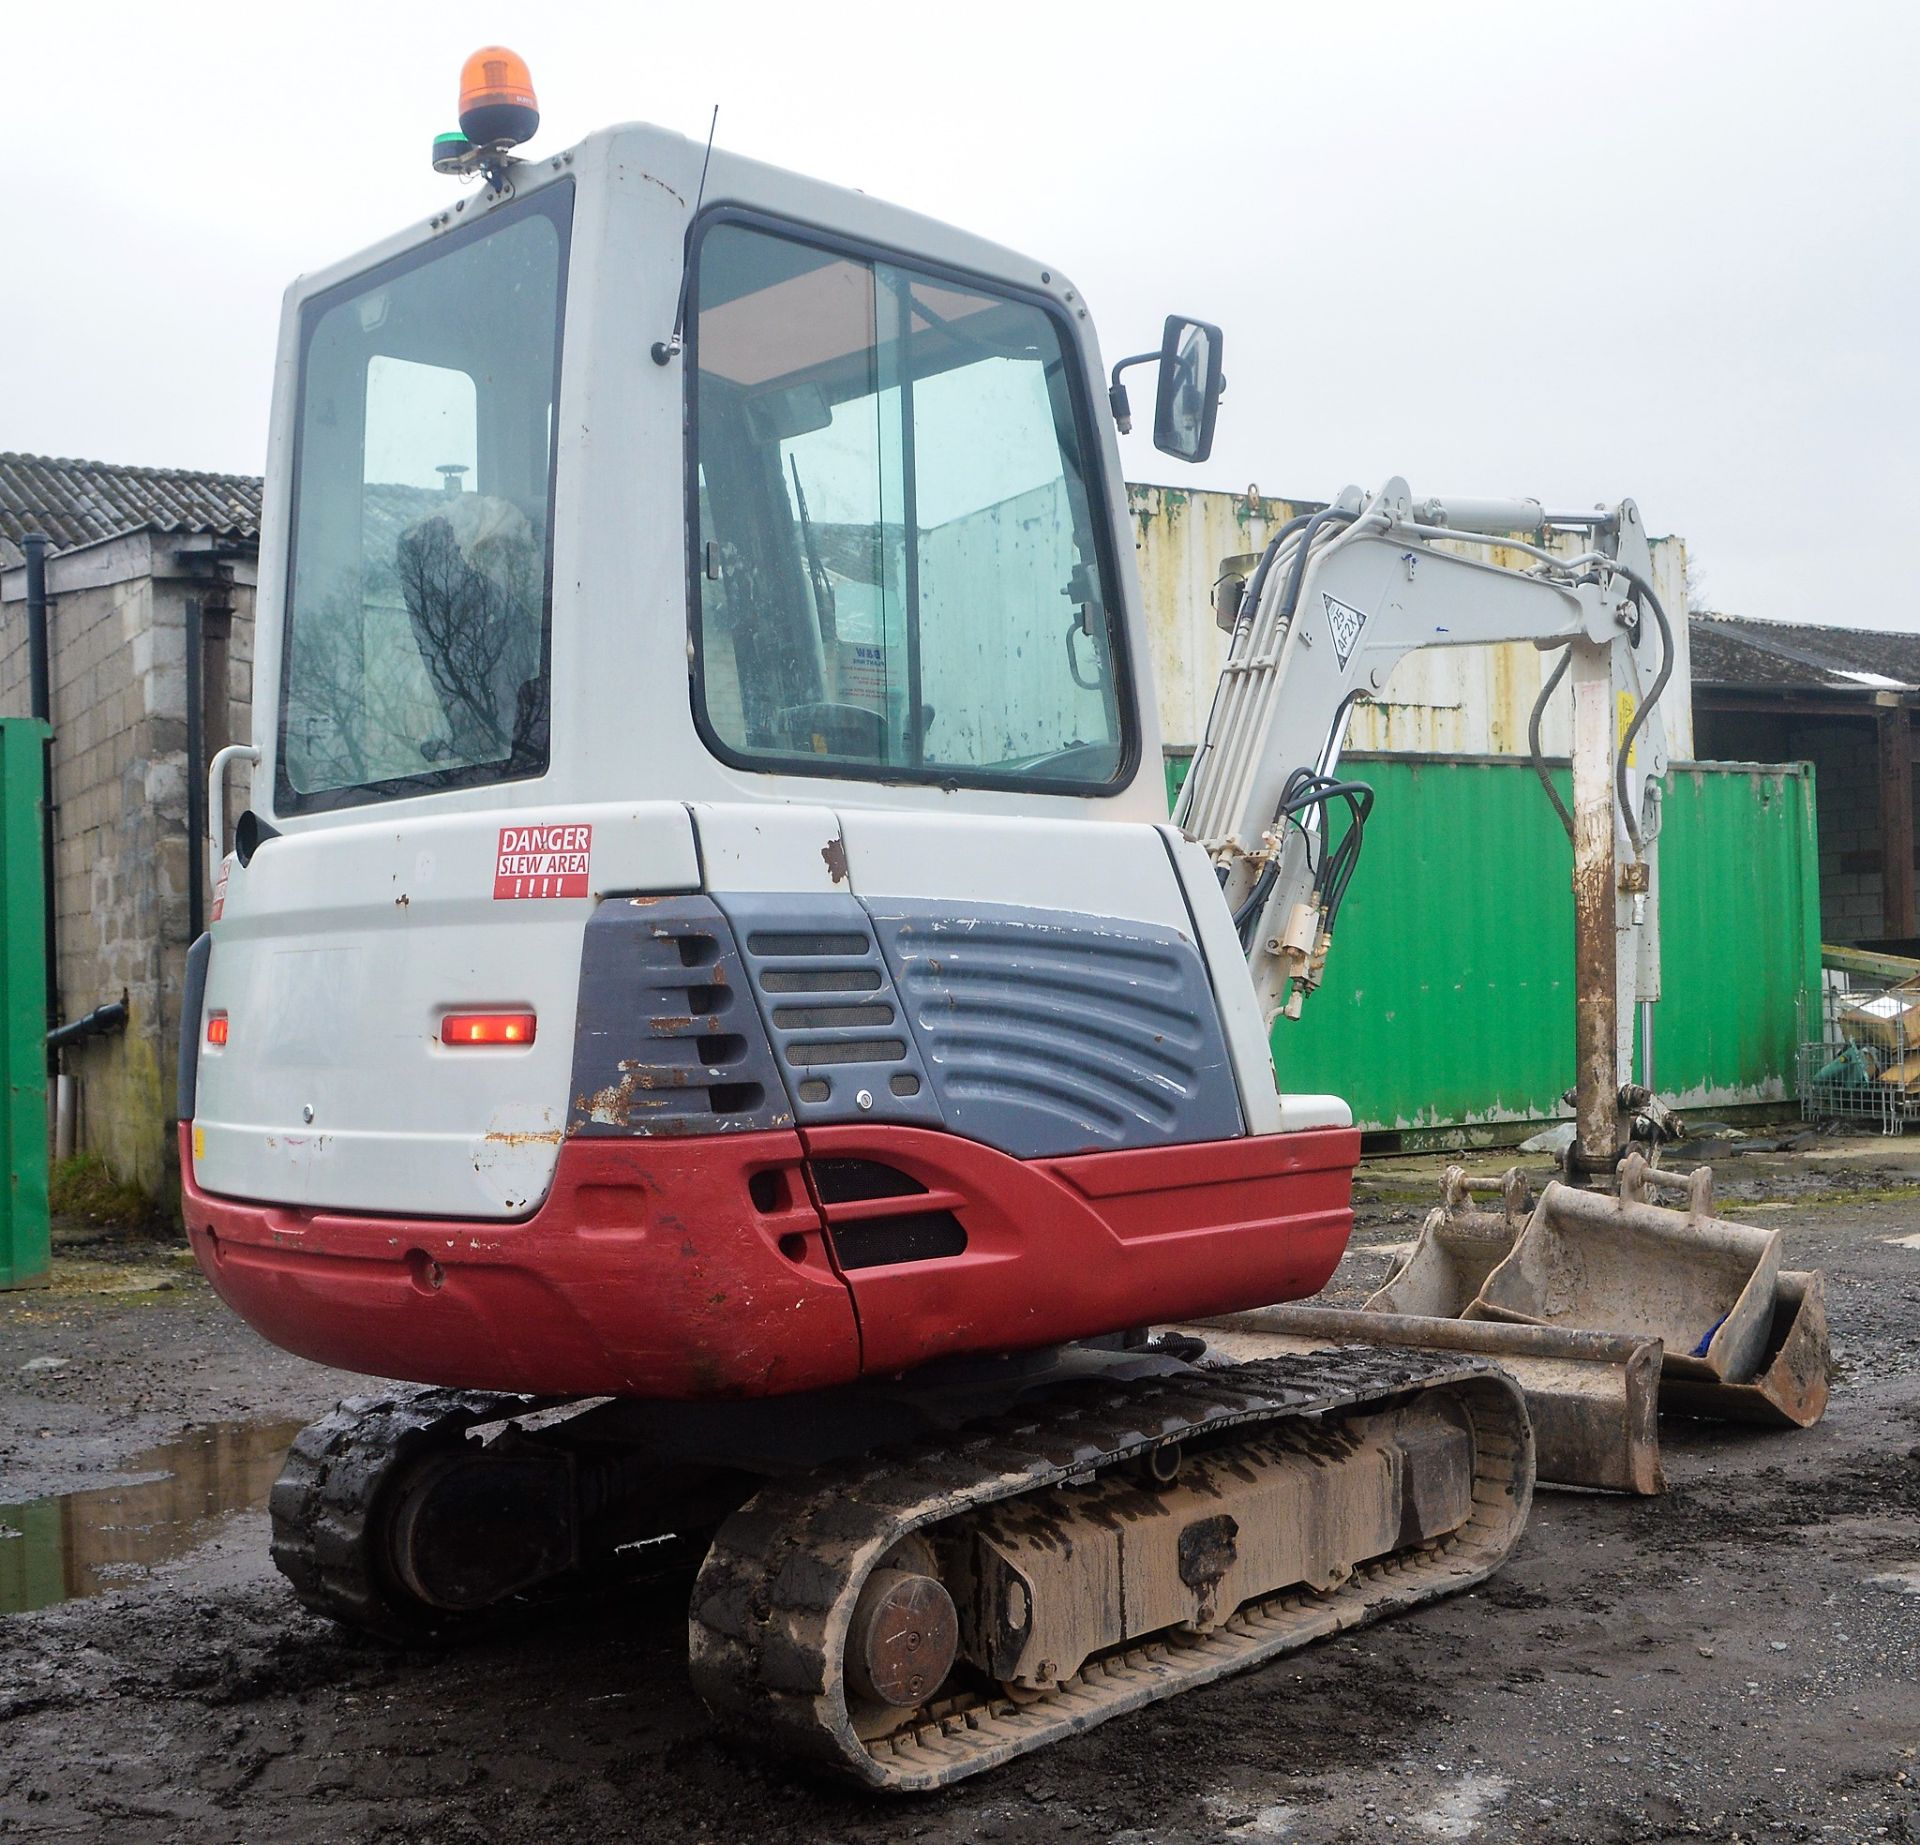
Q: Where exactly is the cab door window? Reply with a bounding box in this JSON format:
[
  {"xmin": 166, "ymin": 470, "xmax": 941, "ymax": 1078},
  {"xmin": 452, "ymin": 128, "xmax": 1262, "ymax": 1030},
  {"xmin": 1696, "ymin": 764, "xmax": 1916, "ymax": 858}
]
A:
[{"xmin": 689, "ymin": 219, "xmax": 1130, "ymax": 790}]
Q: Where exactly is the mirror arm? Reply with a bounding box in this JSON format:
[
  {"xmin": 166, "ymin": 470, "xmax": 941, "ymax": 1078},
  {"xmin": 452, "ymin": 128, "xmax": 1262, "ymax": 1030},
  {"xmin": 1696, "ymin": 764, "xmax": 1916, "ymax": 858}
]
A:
[{"xmin": 1106, "ymin": 351, "xmax": 1161, "ymax": 434}]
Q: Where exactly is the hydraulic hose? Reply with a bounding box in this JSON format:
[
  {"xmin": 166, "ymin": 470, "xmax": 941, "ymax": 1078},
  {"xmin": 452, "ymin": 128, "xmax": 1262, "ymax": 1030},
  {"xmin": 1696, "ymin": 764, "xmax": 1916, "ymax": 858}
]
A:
[
  {"xmin": 1239, "ymin": 511, "xmax": 1317, "ymax": 630},
  {"xmin": 1523, "ymin": 566, "xmax": 1674, "ymax": 860},
  {"xmin": 1610, "ymin": 566, "xmax": 1675, "ymax": 860},
  {"xmin": 1277, "ymin": 506, "xmax": 1358, "ymax": 624},
  {"xmin": 1176, "ymin": 512, "xmax": 1317, "ymax": 831},
  {"xmin": 1232, "ymin": 771, "xmax": 1374, "ymax": 948},
  {"xmin": 1528, "ymin": 647, "xmax": 1575, "ymax": 842}
]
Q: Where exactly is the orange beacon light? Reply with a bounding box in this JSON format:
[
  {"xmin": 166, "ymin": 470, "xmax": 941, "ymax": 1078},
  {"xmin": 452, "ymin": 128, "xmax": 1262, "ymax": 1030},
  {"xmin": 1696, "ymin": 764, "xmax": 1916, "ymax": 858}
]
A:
[{"xmin": 458, "ymin": 48, "xmax": 539, "ymax": 150}]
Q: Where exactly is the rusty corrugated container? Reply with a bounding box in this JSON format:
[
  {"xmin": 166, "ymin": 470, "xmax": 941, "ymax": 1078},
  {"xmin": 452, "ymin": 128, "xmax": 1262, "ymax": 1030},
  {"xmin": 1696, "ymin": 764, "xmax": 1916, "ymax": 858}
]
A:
[{"xmin": 1127, "ymin": 483, "xmax": 1693, "ymax": 761}]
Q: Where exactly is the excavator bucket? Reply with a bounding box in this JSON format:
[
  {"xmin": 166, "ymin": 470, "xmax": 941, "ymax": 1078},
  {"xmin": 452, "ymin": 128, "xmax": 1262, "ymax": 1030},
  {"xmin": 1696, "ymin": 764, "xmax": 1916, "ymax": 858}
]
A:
[
  {"xmin": 1187, "ymin": 1305, "xmax": 1665, "ymax": 1496},
  {"xmin": 1366, "ymin": 1166, "xmax": 1530, "ymax": 1318},
  {"xmin": 1310, "ymin": 1153, "xmax": 1832, "ymax": 1490},
  {"xmin": 1467, "ymin": 1156, "xmax": 1783, "ymax": 1385}
]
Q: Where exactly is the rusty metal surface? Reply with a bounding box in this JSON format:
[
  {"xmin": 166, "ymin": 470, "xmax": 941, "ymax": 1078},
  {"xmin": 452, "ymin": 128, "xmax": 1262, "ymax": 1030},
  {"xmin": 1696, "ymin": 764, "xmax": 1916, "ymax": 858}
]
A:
[
  {"xmin": 1659, "ymin": 1270, "xmax": 1831, "ymax": 1428},
  {"xmin": 1340, "ymin": 1160, "xmax": 1827, "ymax": 1454},
  {"xmin": 1619, "ymin": 1153, "xmax": 1716, "ymax": 1217},
  {"xmin": 1568, "ymin": 638, "xmax": 1622, "ymax": 1169},
  {"xmin": 1189, "ymin": 1307, "xmax": 1664, "ymax": 1496},
  {"xmin": 1201, "ymin": 1303, "xmax": 1649, "ymax": 1366}
]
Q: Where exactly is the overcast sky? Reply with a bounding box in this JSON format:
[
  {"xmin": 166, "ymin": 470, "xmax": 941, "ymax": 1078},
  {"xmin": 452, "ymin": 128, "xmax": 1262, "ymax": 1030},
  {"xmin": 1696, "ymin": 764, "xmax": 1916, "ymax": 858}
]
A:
[{"xmin": 9, "ymin": 0, "xmax": 1916, "ymax": 624}]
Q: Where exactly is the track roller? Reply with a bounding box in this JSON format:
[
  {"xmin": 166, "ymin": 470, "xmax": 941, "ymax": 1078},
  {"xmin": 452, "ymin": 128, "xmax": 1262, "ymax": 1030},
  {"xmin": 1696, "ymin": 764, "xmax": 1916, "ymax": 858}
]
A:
[{"xmin": 689, "ymin": 1349, "xmax": 1534, "ymax": 1790}]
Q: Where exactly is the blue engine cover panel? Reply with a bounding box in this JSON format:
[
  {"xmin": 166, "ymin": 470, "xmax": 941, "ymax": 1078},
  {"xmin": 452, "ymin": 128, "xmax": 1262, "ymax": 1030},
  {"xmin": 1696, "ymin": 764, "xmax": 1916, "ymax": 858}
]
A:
[{"xmin": 865, "ymin": 897, "xmax": 1244, "ymax": 1158}]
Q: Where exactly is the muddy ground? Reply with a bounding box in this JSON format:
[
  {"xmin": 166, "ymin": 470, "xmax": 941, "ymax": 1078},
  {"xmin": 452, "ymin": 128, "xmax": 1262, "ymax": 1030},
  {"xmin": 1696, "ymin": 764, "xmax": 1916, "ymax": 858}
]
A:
[{"xmin": 1, "ymin": 1138, "xmax": 1916, "ymax": 1843}]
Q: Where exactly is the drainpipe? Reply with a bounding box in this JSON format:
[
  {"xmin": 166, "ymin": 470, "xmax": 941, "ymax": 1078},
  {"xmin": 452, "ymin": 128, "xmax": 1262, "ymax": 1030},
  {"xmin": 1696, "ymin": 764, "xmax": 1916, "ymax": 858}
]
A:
[
  {"xmin": 22, "ymin": 534, "xmax": 58, "ymax": 1053},
  {"xmin": 181, "ymin": 563, "xmax": 237, "ymax": 941},
  {"xmin": 185, "ymin": 597, "xmax": 205, "ymax": 941}
]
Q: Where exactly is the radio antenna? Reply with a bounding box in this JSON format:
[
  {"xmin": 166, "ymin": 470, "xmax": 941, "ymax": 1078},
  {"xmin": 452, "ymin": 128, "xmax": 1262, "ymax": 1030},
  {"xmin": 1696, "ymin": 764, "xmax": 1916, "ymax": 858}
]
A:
[{"xmin": 652, "ymin": 105, "xmax": 719, "ymax": 365}]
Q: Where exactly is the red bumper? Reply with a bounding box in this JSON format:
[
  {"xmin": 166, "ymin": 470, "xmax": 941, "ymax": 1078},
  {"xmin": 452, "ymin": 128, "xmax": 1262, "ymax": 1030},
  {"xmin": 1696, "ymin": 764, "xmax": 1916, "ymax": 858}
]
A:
[{"xmin": 180, "ymin": 1120, "xmax": 1358, "ymax": 1400}]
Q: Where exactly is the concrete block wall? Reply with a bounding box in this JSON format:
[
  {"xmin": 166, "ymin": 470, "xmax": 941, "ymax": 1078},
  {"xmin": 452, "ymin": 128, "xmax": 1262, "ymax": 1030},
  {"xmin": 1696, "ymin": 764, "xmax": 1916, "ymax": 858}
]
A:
[{"xmin": 0, "ymin": 534, "xmax": 256, "ymax": 1200}]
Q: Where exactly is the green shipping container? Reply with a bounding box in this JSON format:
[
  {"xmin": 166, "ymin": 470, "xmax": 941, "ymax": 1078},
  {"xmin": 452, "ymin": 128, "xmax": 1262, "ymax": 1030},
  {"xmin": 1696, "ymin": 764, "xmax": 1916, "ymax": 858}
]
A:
[
  {"xmin": 1166, "ymin": 752, "xmax": 1820, "ymax": 1135},
  {"xmin": 2, "ymin": 718, "xmax": 50, "ymax": 1288}
]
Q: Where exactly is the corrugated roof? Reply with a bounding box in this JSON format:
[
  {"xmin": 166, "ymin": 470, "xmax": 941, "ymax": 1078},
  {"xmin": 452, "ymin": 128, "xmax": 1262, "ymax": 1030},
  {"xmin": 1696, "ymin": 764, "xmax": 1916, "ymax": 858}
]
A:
[
  {"xmin": 1689, "ymin": 613, "xmax": 1920, "ymax": 694},
  {"xmin": 0, "ymin": 451, "xmax": 261, "ymax": 571}
]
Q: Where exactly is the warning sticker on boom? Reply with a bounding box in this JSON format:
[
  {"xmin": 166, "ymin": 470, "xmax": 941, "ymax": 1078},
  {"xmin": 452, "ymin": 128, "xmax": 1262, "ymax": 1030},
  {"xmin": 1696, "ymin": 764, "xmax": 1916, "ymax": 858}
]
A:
[
  {"xmin": 495, "ymin": 824, "xmax": 593, "ymax": 900},
  {"xmin": 1324, "ymin": 594, "xmax": 1367, "ymax": 669}
]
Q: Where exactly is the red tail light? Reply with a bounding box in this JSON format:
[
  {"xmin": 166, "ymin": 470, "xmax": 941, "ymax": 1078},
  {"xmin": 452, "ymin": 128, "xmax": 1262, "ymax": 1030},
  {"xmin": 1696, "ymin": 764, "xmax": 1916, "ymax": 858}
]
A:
[
  {"xmin": 206, "ymin": 1013, "xmax": 229, "ymax": 1046},
  {"xmin": 441, "ymin": 1011, "xmax": 537, "ymax": 1047}
]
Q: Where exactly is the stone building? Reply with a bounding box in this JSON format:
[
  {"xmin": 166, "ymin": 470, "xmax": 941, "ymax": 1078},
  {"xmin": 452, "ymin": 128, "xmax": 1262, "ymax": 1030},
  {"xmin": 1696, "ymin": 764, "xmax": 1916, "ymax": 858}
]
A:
[{"xmin": 0, "ymin": 454, "xmax": 260, "ymax": 1198}]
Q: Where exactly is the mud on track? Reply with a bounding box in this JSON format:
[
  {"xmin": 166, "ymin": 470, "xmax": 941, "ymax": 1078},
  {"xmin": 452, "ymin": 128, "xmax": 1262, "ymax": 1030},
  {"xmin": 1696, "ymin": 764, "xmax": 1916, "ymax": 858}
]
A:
[{"xmin": 1, "ymin": 1147, "xmax": 1917, "ymax": 1843}]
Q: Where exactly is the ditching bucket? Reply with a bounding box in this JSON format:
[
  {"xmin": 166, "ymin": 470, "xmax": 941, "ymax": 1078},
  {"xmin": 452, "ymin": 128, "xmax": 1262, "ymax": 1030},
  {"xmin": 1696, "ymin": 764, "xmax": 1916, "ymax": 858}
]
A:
[
  {"xmin": 1467, "ymin": 1155, "xmax": 1783, "ymax": 1384},
  {"xmin": 1324, "ymin": 1152, "xmax": 1832, "ymax": 1487},
  {"xmin": 1189, "ymin": 1305, "xmax": 1665, "ymax": 1496}
]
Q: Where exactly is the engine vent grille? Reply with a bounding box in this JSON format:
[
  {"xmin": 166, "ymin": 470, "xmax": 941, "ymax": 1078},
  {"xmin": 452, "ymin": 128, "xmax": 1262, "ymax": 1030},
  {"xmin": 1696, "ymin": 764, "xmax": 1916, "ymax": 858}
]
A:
[
  {"xmin": 720, "ymin": 895, "xmax": 941, "ymax": 1130},
  {"xmin": 567, "ymin": 896, "xmax": 790, "ymax": 1137}
]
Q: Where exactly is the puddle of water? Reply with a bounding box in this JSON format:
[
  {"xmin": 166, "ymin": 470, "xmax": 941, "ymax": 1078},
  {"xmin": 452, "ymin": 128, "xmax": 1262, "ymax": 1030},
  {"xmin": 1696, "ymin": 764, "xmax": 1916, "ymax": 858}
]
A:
[{"xmin": 0, "ymin": 1417, "xmax": 306, "ymax": 1615}]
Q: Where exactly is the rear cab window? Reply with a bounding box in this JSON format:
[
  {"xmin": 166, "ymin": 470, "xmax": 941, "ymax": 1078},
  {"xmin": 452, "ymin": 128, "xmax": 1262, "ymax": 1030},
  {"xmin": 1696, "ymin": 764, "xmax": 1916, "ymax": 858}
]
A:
[{"xmin": 277, "ymin": 184, "xmax": 572, "ymax": 814}]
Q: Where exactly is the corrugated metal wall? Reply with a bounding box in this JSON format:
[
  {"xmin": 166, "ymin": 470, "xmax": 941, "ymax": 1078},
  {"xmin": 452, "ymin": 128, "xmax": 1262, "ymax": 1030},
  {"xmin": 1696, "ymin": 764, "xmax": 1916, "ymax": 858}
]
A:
[
  {"xmin": 1167, "ymin": 751, "xmax": 1818, "ymax": 1133},
  {"xmin": 1128, "ymin": 484, "xmax": 1694, "ymax": 761}
]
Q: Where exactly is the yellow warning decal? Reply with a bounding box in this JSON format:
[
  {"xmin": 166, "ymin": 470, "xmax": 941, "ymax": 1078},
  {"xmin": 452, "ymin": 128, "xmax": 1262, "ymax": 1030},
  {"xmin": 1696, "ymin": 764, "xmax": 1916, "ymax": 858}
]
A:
[
  {"xmin": 192, "ymin": 1125, "xmax": 206, "ymax": 1161},
  {"xmin": 1616, "ymin": 691, "xmax": 1638, "ymax": 767}
]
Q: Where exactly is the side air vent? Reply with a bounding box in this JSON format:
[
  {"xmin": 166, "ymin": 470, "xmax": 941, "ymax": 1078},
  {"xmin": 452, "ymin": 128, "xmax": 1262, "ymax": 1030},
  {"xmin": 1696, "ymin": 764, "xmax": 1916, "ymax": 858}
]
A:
[
  {"xmin": 567, "ymin": 897, "xmax": 791, "ymax": 1137},
  {"xmin": 830, "ymin": 1210, "xmax": 968, "ymax": 1271},
  {"xmin": 809, "ymin": 1158, "xmax": 929, "ymax": 1205},
  {"xmin": 869, "ymin": 898, "xmax": 1246, "ymax": 1158},
  {"xmin": 719, "ymin": 894, "xmax": 942, "ymax": 1130}
]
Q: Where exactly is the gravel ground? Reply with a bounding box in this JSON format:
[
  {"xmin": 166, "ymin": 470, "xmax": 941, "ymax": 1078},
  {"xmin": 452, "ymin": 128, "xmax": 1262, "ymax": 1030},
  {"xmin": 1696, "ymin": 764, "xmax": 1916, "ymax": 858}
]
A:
[{"xmin": 1, "ymin": 1141, "xmax": 1916, "ymax": 1843}]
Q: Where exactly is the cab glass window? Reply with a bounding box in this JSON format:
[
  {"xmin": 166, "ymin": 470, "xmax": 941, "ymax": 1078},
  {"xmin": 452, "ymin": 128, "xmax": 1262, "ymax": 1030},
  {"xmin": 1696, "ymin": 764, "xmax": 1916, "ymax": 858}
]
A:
[
  {"xmin": 278, "ymin": 184, "xmax": 571, "ymax": 812},
  {"xmin": 690, "ymin": 219, "xmax": 1130, "ymax": 789}
]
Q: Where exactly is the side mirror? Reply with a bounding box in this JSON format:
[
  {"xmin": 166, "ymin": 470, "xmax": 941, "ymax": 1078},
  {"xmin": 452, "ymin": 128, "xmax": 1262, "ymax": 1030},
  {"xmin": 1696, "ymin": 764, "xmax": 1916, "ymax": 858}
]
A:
[{"xmin": 1153, "ymin": 316, "xmax": 1224, "ymax": 464}]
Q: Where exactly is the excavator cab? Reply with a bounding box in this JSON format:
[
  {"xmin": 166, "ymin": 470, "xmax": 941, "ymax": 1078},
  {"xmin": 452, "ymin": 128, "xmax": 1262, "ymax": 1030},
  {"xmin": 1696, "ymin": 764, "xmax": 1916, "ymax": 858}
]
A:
[{"xmin": 182, "ymin": 116, "xmax": 1360, "ymax": 1403}]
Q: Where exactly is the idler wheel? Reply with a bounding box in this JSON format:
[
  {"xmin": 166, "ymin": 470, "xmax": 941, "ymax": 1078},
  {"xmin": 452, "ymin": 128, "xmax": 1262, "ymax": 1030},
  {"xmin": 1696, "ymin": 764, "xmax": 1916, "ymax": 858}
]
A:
[{"xmin": 844, "ymin": 1567, "xmax": 959, "ymax": 1709}]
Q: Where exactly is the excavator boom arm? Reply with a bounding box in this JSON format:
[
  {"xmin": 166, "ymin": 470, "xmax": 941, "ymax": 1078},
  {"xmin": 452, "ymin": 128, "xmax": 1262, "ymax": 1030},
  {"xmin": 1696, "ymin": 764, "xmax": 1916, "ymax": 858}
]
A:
[{"xmin": 1176, "ymin": 479, "xmax": 1675, "ymax": 1166}]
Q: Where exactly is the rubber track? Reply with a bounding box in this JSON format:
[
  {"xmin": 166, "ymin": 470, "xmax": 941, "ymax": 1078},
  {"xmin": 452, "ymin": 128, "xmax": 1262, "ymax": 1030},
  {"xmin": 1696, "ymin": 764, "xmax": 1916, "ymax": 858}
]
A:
[
  {"xmin": 269, "ymin": 1387, "xmax": 528, "ymax": 1642},
  {"xmin": 688, "ymin": 1349, "xmax": 1533, "ymax": 1791}
]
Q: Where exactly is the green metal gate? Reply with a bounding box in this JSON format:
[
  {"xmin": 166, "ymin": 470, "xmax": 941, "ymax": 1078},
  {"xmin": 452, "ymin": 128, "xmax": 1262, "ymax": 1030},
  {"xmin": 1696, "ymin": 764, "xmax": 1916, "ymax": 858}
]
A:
[
  {"xmin": 1167, "ymin": 752, "xmax": 1821, "ymax": 1136},
  {"xmin": 2, "ymin": 718, "xmax": 50, "ymax": 1288}
]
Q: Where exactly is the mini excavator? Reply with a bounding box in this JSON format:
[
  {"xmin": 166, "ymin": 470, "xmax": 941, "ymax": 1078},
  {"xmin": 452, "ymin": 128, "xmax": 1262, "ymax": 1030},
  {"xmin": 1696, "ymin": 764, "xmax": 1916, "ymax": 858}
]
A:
[{"xmin": 180, "ymin": 51, "xmax": 1675, "ymax": 1789}]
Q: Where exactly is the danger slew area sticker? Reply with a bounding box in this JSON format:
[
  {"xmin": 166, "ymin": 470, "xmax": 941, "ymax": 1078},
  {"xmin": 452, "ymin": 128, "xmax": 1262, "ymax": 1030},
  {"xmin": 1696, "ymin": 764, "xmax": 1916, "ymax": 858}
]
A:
[{"xmin": 494, "ymin": 823, "xmax": 593, "ymax": 900}]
